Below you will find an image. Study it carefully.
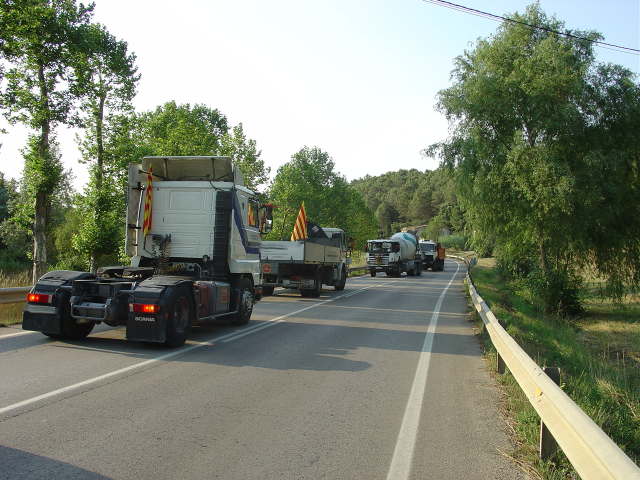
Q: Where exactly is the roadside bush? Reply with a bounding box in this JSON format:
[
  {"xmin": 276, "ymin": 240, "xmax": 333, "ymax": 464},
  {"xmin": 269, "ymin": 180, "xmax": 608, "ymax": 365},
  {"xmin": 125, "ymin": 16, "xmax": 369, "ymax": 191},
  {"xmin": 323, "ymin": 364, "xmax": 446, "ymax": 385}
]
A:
[
  {"xmin": 438, "ymin": 234, "xmax": 468, "ymax": 250},
  {"xmin": 526, "ymin": 267, "xmax": 584, "ymax": 317}
]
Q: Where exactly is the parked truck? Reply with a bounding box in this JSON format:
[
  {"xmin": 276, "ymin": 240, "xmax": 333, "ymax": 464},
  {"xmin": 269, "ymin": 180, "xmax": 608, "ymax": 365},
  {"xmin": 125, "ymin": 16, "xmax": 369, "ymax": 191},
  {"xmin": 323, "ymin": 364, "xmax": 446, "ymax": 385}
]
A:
[
  {"xmin": 419, "ymin": 240, "xmax": 445, "ymax": 271},
  {"xmin": 23, "ymin": 156, "xmax": 273, "ymax": 347},
  {"xmin": 260, "ymin": 228, "xmax": 350, "ymax": 297},
  {"xmin": 367, "ymin": 232, "xmax": 423, "ymax": 277}
]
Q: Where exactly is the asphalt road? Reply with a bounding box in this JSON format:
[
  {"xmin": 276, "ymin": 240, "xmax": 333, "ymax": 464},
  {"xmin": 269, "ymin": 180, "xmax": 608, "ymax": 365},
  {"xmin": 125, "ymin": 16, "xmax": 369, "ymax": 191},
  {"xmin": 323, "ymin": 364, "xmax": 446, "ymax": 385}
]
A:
[{"xmin": 0, "ymin": 260, "xmax": 525, "ymax": 480}]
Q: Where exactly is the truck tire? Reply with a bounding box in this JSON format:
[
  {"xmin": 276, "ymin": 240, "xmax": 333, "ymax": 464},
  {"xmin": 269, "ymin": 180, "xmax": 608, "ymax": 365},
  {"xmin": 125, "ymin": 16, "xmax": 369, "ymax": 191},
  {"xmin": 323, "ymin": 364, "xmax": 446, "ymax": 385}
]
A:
[
  {"xmin": 165, "ymin": 289, "xmax": 193, "ymax": 347},
  {"xmin": 370, "ymin": 270, "xmax": 376, "ymax": 277},
  {"xmin": 262, "ymin": 285, "xmax": 275, "ymax": 296},
  {"xmin": 51, "ymin": 291, "xmax": 94, "ymax": 340},
  {"xmin": 301, "ymin": 271, "xmax": 322, "ymax": 298},
  {"xmin": 416, "ymin": 263, "xmax": 422, "ymax": 276},
  {"xmin": 230, "ymin": 277, "xmax": 254, "ymax": 325},
  {"xmin": 335, "ymin": 268, "xmax": 347, "ymax": 291},
  {"xmin": 407, "ymin": 267, "xmax": 415, "ymax": 276}
]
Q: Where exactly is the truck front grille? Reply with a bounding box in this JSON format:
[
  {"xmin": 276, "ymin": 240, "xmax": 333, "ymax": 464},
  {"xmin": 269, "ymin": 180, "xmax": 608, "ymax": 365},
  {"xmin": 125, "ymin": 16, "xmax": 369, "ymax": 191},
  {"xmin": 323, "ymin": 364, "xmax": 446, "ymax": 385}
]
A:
[{"xmin": 367, "ymin": 254, "xmax": 389, "ymax": 265}]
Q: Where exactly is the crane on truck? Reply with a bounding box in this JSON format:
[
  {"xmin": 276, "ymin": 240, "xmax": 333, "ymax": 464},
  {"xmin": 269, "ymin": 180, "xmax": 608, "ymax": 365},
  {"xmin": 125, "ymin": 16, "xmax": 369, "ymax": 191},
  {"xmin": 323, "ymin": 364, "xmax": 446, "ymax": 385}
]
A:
[{"xmin": 23, "ymin": 156, "xmax": 273, "ymax": 347}]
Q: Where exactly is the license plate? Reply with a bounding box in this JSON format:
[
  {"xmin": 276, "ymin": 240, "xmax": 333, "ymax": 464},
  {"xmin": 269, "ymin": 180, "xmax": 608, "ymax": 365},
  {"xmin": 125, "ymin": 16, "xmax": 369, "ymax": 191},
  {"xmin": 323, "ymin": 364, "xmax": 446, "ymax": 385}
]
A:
[{"xmin": 135, "ymin": 316, "xmax": 156, "ymax": 322}]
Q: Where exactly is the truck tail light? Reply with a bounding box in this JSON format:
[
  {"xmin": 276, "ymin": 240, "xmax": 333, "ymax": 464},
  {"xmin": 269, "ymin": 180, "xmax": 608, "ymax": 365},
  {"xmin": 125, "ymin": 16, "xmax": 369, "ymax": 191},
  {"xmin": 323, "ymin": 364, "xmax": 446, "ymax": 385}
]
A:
[
  {"xmin": 27, "ymin": 293, "xmax": 52, "ymax": 304},
  {"xmin": 131, "ymin": 303, "xmax": 160, "ymax": 314}
]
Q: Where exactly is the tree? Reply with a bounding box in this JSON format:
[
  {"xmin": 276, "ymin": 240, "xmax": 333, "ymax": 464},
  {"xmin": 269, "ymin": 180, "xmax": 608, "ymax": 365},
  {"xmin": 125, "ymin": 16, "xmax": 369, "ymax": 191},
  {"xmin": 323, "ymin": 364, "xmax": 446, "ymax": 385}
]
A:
[
  {"xmin": 0, "ymin": 0, "xmax": 94, "ymax": 281},
  {"xmin": 268, "ymin": 146, "xmax": 377, "ymax": 247},
  {"xmin": 73, "ymin": 23, "xmax": 139, "ymax": 271},
  {"xmin": 121, "ymin": 102, "xmax": 269, "ymax": 190},
  {"xmin": 429, "ymin": 4, "xmax": 640, "ymax": 314},
  {"xmin": 221, "ymin": 123, "xmax": 270, "ymax": 191}
]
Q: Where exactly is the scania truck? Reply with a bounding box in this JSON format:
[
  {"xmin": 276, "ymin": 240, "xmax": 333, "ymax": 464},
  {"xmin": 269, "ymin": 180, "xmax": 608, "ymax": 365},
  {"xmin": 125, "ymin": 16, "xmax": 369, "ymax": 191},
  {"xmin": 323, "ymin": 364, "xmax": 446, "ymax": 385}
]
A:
[{"xmin": 23, "ymin": 156, "xmax": 273, "ymax": 347}]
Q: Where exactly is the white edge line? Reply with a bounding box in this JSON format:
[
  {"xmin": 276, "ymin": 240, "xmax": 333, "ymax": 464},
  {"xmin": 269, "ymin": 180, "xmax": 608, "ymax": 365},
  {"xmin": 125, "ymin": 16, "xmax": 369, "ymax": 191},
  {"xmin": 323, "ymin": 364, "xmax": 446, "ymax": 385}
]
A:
[
  {"xmin": 0, "ymin": 330, "xmax": 34, "ymax": 339},
  {"xmin": 0, "ymin": 282, "xmax": 381, "ymax": 417},
  {"xmin": 386, "ymin": 261, "xmax": 461, "ymax": 480}
]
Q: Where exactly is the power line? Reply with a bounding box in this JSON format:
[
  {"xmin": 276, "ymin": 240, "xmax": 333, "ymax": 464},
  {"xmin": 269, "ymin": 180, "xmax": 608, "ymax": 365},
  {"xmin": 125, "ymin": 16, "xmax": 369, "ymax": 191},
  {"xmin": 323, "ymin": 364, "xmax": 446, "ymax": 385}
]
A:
[{"xmin": 422, "ymin": 0, "xmax": 640, "ymax": 55}]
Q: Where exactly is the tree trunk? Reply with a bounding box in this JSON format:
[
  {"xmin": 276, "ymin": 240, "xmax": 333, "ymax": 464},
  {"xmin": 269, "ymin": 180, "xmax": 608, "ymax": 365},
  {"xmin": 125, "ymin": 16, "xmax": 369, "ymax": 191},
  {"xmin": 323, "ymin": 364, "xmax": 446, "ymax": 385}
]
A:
[
  {"xmin": 89, "ymin": 95, "xmax": 106, "ymax": 274},
  {"xmin": 32, "ymin": 190, "xmax": 48, "ymax": 282},
  {"xmin": 32, "ymin": 62, "xmax": 51, "ymax": 283}
]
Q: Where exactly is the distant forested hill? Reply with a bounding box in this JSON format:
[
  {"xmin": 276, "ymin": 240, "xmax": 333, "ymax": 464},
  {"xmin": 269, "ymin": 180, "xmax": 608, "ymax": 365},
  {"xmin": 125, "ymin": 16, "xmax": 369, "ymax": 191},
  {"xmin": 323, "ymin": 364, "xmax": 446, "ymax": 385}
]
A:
[{"xmin": 351, "ymin": 167, "xmax": 465, "ymax": 239}]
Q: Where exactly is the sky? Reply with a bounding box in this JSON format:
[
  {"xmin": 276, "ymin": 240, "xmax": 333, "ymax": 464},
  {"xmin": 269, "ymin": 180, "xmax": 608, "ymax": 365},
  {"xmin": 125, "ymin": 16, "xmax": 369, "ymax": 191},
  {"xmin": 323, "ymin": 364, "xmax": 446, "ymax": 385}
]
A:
[{"xmin": 0, "ymin": 0, "xmax": 638, "ymax": 190}]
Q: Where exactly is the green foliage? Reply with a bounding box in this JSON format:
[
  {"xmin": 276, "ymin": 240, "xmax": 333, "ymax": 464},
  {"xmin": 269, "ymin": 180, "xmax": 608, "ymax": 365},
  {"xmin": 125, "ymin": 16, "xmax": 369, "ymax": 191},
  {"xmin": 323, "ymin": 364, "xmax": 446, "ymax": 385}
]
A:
[
  {"xmin": 71, "ymin": 168, "xmax": 124, "ymax": 270},
  {"xmin": 221, "ymin": 123, "xmax": 270, "ymax": 191},
  {"xmin": 72, "ymin": 21, "xmax": 139, "ymax": 270},
  {"xmin": 0, "ymin": 0, "xmax": 95, "ymax": 280},
  {"xmin": 430, "ymin": 3, "xmax": 640, "ymax": 315},
  {"xmin": 352, "ymin": 166, "xmax": 463, "ymax": 236},
  {"xmin": 268, "ymin": 146, "xmax": 377, "ymax": 248},
  {"xmin": 471, "ymin": 259, "xmax": 640, "ymax": 474},
  {"xmin": 438, "ymin": 234, "xmax": 468, "ymax": 250}
]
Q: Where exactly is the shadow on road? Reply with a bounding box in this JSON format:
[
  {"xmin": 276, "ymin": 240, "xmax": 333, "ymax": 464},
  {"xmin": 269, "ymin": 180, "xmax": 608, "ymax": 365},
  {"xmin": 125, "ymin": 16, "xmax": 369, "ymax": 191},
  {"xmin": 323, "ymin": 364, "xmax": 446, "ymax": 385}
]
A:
[{"xmin": 0, "ymin": 445, "xmax": 112, "ymax": 480}]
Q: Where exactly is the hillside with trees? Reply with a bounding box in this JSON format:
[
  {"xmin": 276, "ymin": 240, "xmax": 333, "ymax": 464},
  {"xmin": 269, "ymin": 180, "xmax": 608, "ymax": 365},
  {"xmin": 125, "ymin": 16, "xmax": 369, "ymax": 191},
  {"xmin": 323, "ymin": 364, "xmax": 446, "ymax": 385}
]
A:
[{"xmin": 351, "ymin": 167, "xmax": 465, "ymax": 241}]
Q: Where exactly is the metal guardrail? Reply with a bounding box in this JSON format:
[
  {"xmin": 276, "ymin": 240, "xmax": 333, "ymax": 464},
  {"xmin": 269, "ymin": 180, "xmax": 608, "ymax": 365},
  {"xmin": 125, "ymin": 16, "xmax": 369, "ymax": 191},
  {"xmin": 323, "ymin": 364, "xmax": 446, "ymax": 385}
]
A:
[
  {"xmin": 0, "ymin": 286, "xmax": 32, "ymax": 305},
  {"xmin": 447, "ymin": 254, "xmax": 640, "ymax": 480}
]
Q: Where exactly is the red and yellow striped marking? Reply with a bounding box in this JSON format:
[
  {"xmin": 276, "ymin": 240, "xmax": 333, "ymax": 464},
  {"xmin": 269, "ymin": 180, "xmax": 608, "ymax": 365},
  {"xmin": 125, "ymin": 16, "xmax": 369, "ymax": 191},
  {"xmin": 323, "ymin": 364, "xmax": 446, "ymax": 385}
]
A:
[
  {"xmin": 290, "ymin": 202, "xmax": 307, "ymax": 241},
  {"xmin": 142, "ymin": 167, "xmax": 153, "ymax": 235}
]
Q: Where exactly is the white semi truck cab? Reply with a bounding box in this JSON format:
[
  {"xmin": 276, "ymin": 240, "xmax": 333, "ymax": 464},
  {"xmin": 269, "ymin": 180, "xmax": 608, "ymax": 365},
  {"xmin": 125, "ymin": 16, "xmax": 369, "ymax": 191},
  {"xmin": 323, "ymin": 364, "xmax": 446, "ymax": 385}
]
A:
[{"xmin": 23, "ymin": 156, "xmax": 273, "ymax": 347}]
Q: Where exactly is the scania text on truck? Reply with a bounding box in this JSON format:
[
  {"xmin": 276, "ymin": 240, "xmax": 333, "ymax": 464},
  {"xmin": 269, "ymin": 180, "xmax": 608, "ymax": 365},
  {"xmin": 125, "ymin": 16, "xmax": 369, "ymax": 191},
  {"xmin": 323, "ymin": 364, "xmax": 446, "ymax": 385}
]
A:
[
  {"xmin": 366, "ymin": 231, "xmax": 423, "ymax": 277},
  {"xmin": 23, "ymin": 156, "xmax": 273, "ymax": 347},
  {"xmin": 260, "ymin": 228, "xmax": 350, "ymax": 297}
]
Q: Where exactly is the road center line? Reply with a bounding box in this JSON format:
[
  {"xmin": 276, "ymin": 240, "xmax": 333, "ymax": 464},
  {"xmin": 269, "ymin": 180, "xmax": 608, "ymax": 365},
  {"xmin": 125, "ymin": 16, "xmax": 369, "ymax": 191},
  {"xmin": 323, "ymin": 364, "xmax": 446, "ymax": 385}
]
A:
[
  {"xmin": 386, "ymin": 261, "xmax": 461, "ymax": 480},
  {"xmin": 0, "ymin": 283, "xmax": 380, "ymax": 418}
]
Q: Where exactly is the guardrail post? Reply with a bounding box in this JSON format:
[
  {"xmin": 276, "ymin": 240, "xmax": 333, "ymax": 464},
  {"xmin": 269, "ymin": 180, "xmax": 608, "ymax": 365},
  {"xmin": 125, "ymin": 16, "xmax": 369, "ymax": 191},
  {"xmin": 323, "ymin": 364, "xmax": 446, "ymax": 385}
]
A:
[
  {"xmin": 496, "ymin": 351, "xmax": 506, "ymax": 374},
  {"xmin": 539, "ymin": 366, "xmax": 561, "ymax": 460},
  {"xmin": 495, "ymin": 317, "xmax": 506, "ymax": 374}
]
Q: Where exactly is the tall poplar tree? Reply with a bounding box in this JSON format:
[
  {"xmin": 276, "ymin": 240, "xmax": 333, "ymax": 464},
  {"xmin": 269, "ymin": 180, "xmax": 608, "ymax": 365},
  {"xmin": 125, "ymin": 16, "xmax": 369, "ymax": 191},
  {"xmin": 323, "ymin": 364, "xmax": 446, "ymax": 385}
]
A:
[
  {"xmin": 73, "ymin": 23, "xmax": 139, "ymax": 271},
  {"xmin": 0, "ymin": 0, "xmax": 93, "ymax": 281}
]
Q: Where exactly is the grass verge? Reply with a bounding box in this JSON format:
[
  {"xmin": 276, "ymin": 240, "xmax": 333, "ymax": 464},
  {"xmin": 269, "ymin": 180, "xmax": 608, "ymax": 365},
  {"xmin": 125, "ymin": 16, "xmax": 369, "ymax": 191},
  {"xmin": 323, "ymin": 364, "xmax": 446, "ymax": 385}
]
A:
[
  {"xmin": 0, "ymin": 270, "xmax": 30, "ymax": 327},
  {"xmin": 469, "ymin": 258, "xmax": 639, "ymax": 479}
]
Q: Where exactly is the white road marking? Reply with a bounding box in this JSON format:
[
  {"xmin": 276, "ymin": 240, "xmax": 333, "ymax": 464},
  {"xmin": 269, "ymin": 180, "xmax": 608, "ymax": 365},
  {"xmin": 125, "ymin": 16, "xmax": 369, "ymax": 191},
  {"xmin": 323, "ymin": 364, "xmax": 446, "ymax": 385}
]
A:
[
  {"xmin": 221, "ymin": 283, "xmax": 384, "ymax": 343},
  {"xmin": 386, "ymin": 261, "xmax": 461, "ymax": 480},
  {"xmin": 0, "ymin": 330, "xmax": 34, "ymax": 339},
  {"xmin": 0, "ymin": 283, "xmax": 380, "ymax": 418}
]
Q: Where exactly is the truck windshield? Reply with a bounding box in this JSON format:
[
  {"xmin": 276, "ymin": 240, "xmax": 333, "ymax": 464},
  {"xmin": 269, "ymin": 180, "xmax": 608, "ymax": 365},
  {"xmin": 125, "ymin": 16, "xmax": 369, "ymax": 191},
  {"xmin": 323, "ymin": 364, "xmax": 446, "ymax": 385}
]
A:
[
  {"xmin": 420, "ymin": 244, "xmax": 436, "ymax": 253},
  {"xmin": 369, "ymin": 242, "xmax": 391, "ymax": 253}
]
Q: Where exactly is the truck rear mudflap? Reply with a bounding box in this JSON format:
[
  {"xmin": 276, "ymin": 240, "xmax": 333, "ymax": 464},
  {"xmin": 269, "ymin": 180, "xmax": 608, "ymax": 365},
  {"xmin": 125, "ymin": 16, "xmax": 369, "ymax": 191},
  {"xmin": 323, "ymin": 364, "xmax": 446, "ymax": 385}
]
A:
[
  {"xmin": 23, "ymin": 270, "xmax": 96, "ymax": 335},
  {"xmin": 23, "ymin": 303, "xmax": 61, "ymax": 335},
  {"xmin": 125, "ymin": 276, "xmax": 194, "ymax": 344}
]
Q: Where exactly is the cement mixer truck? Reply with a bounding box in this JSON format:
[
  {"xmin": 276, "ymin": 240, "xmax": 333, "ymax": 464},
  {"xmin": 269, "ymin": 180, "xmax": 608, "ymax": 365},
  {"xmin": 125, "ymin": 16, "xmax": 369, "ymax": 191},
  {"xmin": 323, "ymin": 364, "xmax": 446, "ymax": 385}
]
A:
[{"xmin": 366, "ymin": 232, "xmax": 423, "ymax": 277}]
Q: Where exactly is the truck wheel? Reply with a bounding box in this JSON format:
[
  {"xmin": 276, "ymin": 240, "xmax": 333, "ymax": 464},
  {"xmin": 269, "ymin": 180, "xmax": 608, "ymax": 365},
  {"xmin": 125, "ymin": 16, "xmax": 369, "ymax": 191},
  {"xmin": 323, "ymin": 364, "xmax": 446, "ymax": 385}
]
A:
[
  {"xmin": 262, "ymin": 286, "xmax": 275, "ymax": 296},
  {"xmin": 407, "ymin": 267, "xmax": 415, "ymax": 276},
  {"xmin": 230, "ymin": 277, "xmax": 254, "ymax": 325},
  {"xmin": 335, "ymin": 268, "xmax": 347, "ymax": 291},
  {"xmin": 370, "ymin": 270, "xmax": 376, "ymax": 277},
  {"xmin": 165, "ymin": 290, "xmax": 193, "ymax": 347},
  {"xmin": 416, "ymin": 264, "xmax": 422, "ymax": 276},
  {"xmin": 56, "ymin": 291, "xmax": 95, "ymax": 340},
  {"xmin": 301, "ymin": 271, "xmax": 322, "ymax": 298}
]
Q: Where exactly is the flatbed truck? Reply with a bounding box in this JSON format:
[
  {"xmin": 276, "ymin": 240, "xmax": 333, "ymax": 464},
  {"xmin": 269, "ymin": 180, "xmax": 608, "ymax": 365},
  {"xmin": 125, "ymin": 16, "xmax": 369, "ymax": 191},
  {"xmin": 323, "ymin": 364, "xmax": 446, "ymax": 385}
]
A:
[{"xmin": 260, "ymin": 228, "xmax": 350, "ymax": 297}]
